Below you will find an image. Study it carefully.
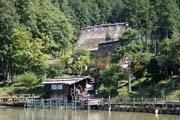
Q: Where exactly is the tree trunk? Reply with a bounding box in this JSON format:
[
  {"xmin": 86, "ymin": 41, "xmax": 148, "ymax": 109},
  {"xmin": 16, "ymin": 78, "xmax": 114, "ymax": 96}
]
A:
[
  {"xmin": 3, "ymin": 67, "xmax": 6, "ymax": 86},
  {"xmin": 3, "ymin": 56, "xmax": 6, "ymax": 86},
  {"xmin": 3, "ymin": 56, "xmax": 10, "ymax": 86}
]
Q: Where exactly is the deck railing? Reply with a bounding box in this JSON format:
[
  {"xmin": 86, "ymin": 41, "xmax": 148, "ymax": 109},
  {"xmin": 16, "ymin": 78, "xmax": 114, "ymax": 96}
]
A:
[
  {"xmin": 25, "ymin": 98, "xmax": 84, "ymax": 109},
  {"xmin": 25, "ymin": 97, "xmax": 180, "ymax": 109}
]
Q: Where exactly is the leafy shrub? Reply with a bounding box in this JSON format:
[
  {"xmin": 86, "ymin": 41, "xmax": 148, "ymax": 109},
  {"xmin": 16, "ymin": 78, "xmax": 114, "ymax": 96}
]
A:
[
  {"xmin": 14, "ymin": 72, "xmax": 40, "ymax": 87},
  {"xmin": 148, "ymin": 89, "xmax": 163, "ymax": 97}
]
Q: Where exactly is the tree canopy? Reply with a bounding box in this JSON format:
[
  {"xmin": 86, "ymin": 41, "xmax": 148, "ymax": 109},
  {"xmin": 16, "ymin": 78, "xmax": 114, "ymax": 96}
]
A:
[{"xmin": 1, "ymin": 0, "xmax": 180, "ymax": 86}]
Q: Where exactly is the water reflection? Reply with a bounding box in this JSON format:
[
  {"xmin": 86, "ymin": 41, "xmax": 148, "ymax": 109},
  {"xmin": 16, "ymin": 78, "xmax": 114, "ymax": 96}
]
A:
[{"xmin": 0, "ymin": 108, "xmax": 179, "ymax": 120}]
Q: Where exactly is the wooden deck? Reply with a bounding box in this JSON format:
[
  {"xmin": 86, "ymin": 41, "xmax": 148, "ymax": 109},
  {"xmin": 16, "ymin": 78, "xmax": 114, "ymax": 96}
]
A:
[
  {"xmin": 24, "ymin": 97, "xmax": 180, "ymax": 115},
  {"xmin": 0, "ymin": 95, "xmax": 179, "ymax": 115},
  {"xmin": 0, "ymin": 94, "xmax": 39, "ymax": 107}
]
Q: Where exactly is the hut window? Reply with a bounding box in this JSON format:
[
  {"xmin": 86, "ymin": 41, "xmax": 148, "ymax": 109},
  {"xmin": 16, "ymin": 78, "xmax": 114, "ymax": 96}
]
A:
[
  {"xmin": 51, "ymin": 84, "xmax": 63, "ymax": 90},
  {"xmin": 51, "ymin": 84, "xmax": 57, "ymax": 90},
  {"xmin": 57, "ymin": 84, "xmax": 63, "ymax": 90},
  {"xmin": 86, "ymin": 84, "xmax": 94, "ymax": 90}
]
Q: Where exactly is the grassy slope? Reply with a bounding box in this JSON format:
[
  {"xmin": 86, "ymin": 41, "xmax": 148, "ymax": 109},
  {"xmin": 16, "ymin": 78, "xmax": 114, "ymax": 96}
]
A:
[{"xmin": 117, "ymin": 76, "xmax": 180, "ymax": 99}]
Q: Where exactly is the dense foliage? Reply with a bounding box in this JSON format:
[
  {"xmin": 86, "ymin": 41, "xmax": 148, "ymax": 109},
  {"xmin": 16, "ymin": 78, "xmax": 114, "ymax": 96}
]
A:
[
  {"xmin": 47, "ymin": 48, "xmax": 90, "ymax": 78},
  {"xmin": 14, "ymin": 72, "xmax": 39, "ymax": 87},
  {"xmin": 0, "ymin": 0, "xmax": 74, "ymax": 84}
]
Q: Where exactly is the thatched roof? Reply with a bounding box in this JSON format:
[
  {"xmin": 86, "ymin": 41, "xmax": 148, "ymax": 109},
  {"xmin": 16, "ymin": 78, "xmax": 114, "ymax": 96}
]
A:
[{"xmin": 42, "ymin": 76, "xmax": 94, "ymax": 85}]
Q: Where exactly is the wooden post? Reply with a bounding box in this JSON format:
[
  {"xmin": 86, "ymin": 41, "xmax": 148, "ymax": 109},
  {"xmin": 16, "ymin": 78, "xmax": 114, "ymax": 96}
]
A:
[
  {"xmin": 87, "ymin": 97, "xmax": 90, "ymax": 110},
  {"xmin": 101, "ymin": 97, "xmax": 104, "ymax": 107},
  {"xmin": 74, "ymin": 84, "xmax": 76, "ymax": 101},
  {"xmin": 24, "ymin": 98, "xmax": 26, "ymax": 108},
  {"xmin": 33, "ymin": 98, "xmax": 34, "ymax": 107},
  {"xmin": 71, "ymin": 100, "xmax": 73, "ymax": 109},
  {"xmin": 55, "ymin": 98, "xmax": 59, "ymax": 108},
  {"xmin": 141, "ymin": 97, "xmax": 144, "ymax": 109},
  {"xmin": 172, "ymin": 81, "xmax": 175, "ymax": 89},
  {"xmin": 133, "ymin": 97, "xmax": 135, "ymax": 108},
  {"xmin": 59, "ymin": 99, "xmax": 61, "ymax": 108},
  {"xmin": 50, "ymin": 99, "xmax": 52, "ymax": 108},
  {"xmin": 108, "ymin": 95, "xmax": 111, "ymax": 111},
  {"xmin": 125, "ymin": 97, "xmax": 127, "ymax": 109},
  {"xmin": 65, "ymin": 99, "xmax": 67, "ymax": 109},
  {"xmin": 74, "ymin": 83, "xmax": 76, "ymax": 109},
  {"xmin": 75, "ymin": 98, "xmax": 76, "ymax": 110},
  {"xmin": 63, "ymin": 99, "xmax": 65, "ymax": 108},
  {"xmin": 41, "ymin": 99, "xmax": 44, "ymax": 108},
  {"xmin": 154, "ymin": 97, "xmax": 156, "ymax": 109},
  {"xmin": 165, "ymin": 97, "xmax": 167, "ymax": 109}
]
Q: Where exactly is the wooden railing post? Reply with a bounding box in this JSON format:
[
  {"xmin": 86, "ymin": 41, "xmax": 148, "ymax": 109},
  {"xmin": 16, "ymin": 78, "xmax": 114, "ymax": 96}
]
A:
[
  {"xmin": 33, "ymin": 98, "xmax": 34, "ymax": 107},
  {"xmin": 154, "ymin": 97, "xmax": 156, "ymax": 109},
  {"xmin": 50, "ymin": 99, "xmax": 52, "ymax": 108},
  {"xmin": 41, "ymin": 98, "xmax": 44, "ymax": 108},
  {"xmin": 141, "ymin": 97, "xmax": 144, "ymax": 108},
  {"xmin": 65, "ymin": 99, "xmax": 67, "ymax": 109},
  {"xmin": 133, "ymin": 97, "xmax": 135, "ymax": 108}
]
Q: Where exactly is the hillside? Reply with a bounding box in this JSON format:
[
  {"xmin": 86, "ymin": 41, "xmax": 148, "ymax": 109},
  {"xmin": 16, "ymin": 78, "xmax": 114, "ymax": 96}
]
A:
[
  {"xmin": 129, "ymin": 76, "xmax": 180, "ymax": 99},
  {"xmin": 0, "ymin": 0, "xmax": 180, "ymax": 99},
  {"xmin": 97, "ymin": 75, "xmax": 180, "ymax": 100}
]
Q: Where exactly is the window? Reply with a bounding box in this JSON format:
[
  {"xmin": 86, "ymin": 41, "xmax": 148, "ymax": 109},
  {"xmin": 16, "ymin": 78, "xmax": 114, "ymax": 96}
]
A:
[
  {"xmin": 51, "ymin": 84, "xmax": 63, "ymax": 90},
  {"xmin": 51, "ymin": 84, "xmax": 57, "ymax": 90},
  {"xmin": 86, "ymin": 84, "xmax": 94, "ymax": 90},
  {"xmin": 57, "ymin": 84, "xmax": 63, "ymax": 90}
]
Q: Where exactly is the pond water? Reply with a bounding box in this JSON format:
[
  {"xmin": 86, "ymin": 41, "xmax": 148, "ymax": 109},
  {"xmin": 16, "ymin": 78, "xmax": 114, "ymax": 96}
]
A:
[{"xmin": 0, "ymin": 108, "xmax": 179, "ymax": 120}]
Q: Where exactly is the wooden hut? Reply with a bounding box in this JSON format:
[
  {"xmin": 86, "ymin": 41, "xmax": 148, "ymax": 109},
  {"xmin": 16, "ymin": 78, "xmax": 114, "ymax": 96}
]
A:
[{"xmin": 42, "ymin": 76, "xmax": 95, "ymax": 101}]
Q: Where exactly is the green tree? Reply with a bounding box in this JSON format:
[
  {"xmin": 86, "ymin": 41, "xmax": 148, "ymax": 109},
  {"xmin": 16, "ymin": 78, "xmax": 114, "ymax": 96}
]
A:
[
  {"xmin": 96, "ymin": 0, "xmax": 112, "ymax": 23},
  {"xmin": 14, "ymin": 72, "xmax": 39, "ymax": 87},
  {"xmin": 123, "ymin": 0, "xmax": 150, "ymax": 29},
  {"xmin": 171, "ymin": 40, "xmax": 180, "ymax": 65},
  {"xmin": 71, "ymin": 56, "xmax": 90, "ymax": 75},
  {"xmin": 71, "ymin": 48, "xmax": 90, "ymax": 75},
  {"xmin": 177, "ymin": 0, "xmax": 180, "ymax": 8},
  {"xmin": 69, "ymin": 0, "xmax": 90, "ymax": 27},
  {"xmin": 101, "ymin": 64, "xmax": 128, "ymax": 96},
  {"xmin": 46, "ymin": 59, "xmax": 66, "ymax": 78},
  {"xmin": 16, "ymin": 0, "xmax": 75, "ymax": 57},
  {"xmin": 157, "ymin": 0, "xmax": 179, "ymax": 39},
  {"xmin": 159, "ymin": 33, "xmax": 180, "ymax": 70},
  {"xmin": 52, "ymin": 0, "xmax": 79, "ymax": 42},
  {"xmin": 108, "ymin": 0, "xmax": 125, "ymax": 23},
  {"xmin": 0, "ymin": 0, "xmax": 18, "ymax": 84},
  {"xmin": 11, "ymin": 25, "xmax": 50, "ymax": 75},
  {"xmin": 114, "ymin": 28, "xmax": 144, "ymax": 62},
  {"xmin": 113, "ymin": 28, "xmax": 151, "ymax": 78}
]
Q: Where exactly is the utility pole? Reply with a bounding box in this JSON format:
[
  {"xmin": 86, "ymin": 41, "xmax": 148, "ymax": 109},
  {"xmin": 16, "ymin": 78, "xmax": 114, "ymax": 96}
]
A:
[
  {"xmin": 128, "ymin": 60, "xmax": 132, "ymax": 92},
  {"xmin": 123, "ymin": 56, "xmax": 132, "ymax": 92}
]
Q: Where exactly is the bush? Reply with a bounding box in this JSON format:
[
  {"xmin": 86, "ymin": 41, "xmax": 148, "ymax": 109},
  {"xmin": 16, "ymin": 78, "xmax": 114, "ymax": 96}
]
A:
[
  {"xmin": 118, "ymin": 87, "xmax": 129, "ymax": 98},
  {"xmin": 148, "ymin": 89, "xmax": 163, "ymax": 97},
  {"xmin": 47, "ymin": 61, "xmax": 65, "ymax": 78},
  {"xmin": 14, "ymin": 72, "xmax": 40, "ymax": 87}
]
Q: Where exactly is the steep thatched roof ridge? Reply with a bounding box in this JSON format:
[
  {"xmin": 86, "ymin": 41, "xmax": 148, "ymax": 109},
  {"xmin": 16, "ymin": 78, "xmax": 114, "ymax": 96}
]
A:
[
  {"xmin": 76, "ymin": 22, "xmax": 128, "ymax": 49},
  {"xmin": 81, "ymin": 22, "xmax": 128, "ymax": 30}
]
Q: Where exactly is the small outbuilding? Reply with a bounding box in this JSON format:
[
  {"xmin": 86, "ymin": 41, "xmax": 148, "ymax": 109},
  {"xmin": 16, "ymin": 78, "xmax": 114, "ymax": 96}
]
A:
[{"xmin": 42, "ymin": 76, "xmax": 95, "ymax": 101}]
